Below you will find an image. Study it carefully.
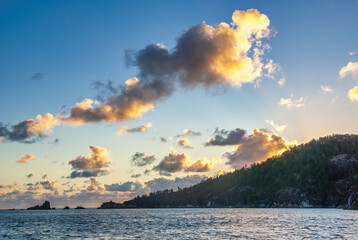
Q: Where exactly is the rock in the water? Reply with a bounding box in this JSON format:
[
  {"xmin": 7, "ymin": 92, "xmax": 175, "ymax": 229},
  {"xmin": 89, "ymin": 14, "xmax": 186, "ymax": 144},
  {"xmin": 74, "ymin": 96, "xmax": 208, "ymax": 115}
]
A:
[
  {"xmin": 64, "ymin": 206, "xmax": 70, "ymax": 210},
  {"xmin": 98, "ymin": 200, "xmax": 122, "ymax": 209},
  {"xmin": 344, "ymin": 191, "xmax": 358, "ymax": 210},
  {"xmin": 75, "ymin": 206, "xmax": 85, "ymax": 209},
  {"xmin": 27, "ymin": 201, "xmax": 53, "ymax": 210}
]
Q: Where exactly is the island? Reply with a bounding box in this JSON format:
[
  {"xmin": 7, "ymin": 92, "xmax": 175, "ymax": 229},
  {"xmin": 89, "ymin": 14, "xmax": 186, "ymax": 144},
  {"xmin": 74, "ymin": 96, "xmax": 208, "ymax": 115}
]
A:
[
  {"xmin": 75, "ymin": 206, "xmax": 86, "ymax": 209},
  {"xmin": 98, "ymin": 134, "xmax": 358, "ymax": 210},
  {"xmin": 27, "ymin": 201, "xmax": 53, "ymax": 210}
]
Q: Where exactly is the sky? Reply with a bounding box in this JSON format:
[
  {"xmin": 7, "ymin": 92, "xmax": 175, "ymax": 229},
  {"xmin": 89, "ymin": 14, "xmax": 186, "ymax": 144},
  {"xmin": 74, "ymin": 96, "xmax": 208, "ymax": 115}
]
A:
[{"xmin": 1, "ymin": 0, "xmax": 358, "ymax": 208}]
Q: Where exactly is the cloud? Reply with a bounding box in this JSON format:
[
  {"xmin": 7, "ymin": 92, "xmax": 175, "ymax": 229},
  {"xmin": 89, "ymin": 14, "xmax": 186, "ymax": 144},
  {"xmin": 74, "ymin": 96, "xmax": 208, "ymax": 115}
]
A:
[
  {"xmin": 153, "ymin": 150, "xmax": 220, "ymax": 175},
  {"xmin": 348, "ymin": 52, "xmax": 356, "ymax": 56},
  {"xmin": 0, "ymin": 113, "xmax": 59, "ymax": 143},
  {"xmin": 68, "ymin": 145, "xmax": 111, "ymax": 178},
  {"xmin": 26, "ymin": 174, "xmax": 33, "ymax": 178},
  {"xmin": 42, "ymin": 174, "xmax": 47, "ymax": 179},
  {"xmin": 339, "ymin": 61, "xmax": 358, "ymax": 78},
  {"xmin": 278, "ymin": 78, "xmax": 286, "ymax": 87},
  {"xmin": 61, "ymin": 9, "xmax": 274, "ymax": 126},
  {"xmin": 131, "ymin": 174, "xmax": 141, "ymax": 178},
  {"xmin": 105, "ymin": 181, "xmax": 143, "ymax": 192},
  {"xmin": 17, "ymin": 154, "xmax": 36, "ymax": 163},
  {"xmin": 30, "ymin": 72, "xmax": 44, "ymax": 81},
  {"xmin": 266, "ymin": 120, "xmax": 286, "ymax": 133},
  {"xmin": 176, "ymin": 129, "xmax": 201, "ymax": 138},
  {"xmin": 177, "ymin": 138, "xmax": 193, "ymax": 149},
  {"xmin": 184, "ymin": 157, "xmax": 220, "ymax": 172},
  {"xmin": 40, "ymin": 180, "xmax": 58, "ymax": 192},
  {"xmin": 348, "ymin": 86, "xmax": 358, "ymax": 102},
  {"xmin": 145, "ymin": 175, "xmax": 207, "ymax": 192},
  {"xmin": 321, "ymin": 86, "xmax": 335, "ymax": 92},
  {"xmin": 131, "ymin": 152, "xmax": 157, "ymax": 167},
  {"xmin": 160, "ymin": 137, "xmax": 172, "ymax": 142},
  {"xmin": 224, "ymin": 129, "xmax": 297, "ymax": 168},
  {"xmin": 205, "ymin": 128, "xmax": 246, "ymax": 146},
  {"xmin": 117, "ymin": 122, "xmax": 152, "ymax": 135},
  {"xmin": 87, "ymin": 178, "xmax": 103, "ymax": 192},
  {"xmin": 279, "ymin": 94, "xmax": 305, "ymax": 109}
]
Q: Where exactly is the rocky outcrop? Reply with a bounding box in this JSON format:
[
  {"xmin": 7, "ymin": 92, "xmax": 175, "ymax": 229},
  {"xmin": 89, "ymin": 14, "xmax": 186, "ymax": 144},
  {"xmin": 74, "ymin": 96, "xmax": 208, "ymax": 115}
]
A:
[
  {"xmin": 64, "ymin": 206, "xmax": 70, "ymax": 210},
  {"xmin": 98, "ymin": 200, "xmax": 122, "ymax": 209},
  {"xmin": 75, "ymin": 206, "xmax": 85, "ymax": 209},
  {"xmin": 27, "ymin": 201, "xmax": 53, "ymax": 210}
]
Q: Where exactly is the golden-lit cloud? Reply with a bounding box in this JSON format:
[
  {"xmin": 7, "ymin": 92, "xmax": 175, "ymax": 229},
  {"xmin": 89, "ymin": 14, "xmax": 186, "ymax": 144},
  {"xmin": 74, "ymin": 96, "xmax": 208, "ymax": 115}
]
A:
[
  {"xmin": 116, "ymin": 122, "xmax": 152, "ymax": 135},
  {"xmin": 177, "ymin": 138, "xmax": 193, "ymax": 149},
  {"xmin": 68, "ymin": 145, "xmax": 112, "ymax": 178},
  {"xmin": 184, "ymin": 157, "xmax": 220, "ymax": 172},
  {"xmin": 348, "ymin": 86, "xmax": 358, "ymax": 102},
  {"xmin": 153, "ymin": 150, "xmax": 220, "ymax": 175},
  {"xmin": 17, "ymin": 154, "xmax": 36, "ymax": 163},
  {"xmin": 0, "ymin": 113, "xmax": 59, "ymax": 143},
  {"xmin": 279, "ymin": 94, "xmax": 305, "ymax": 109},
  {"xmin": 339, "ymin": 61, "xmax": 358, "ymax": 78},
  {"xmin": 225, "ymin": 129, "xmax": 297, "ymax": 169},
  {"xmin": 266, "ymin": 120, "xmax": 286, "ymax": 132},
  {"xmin": 216, "ymin": 169, "xmax": 225, "ymax": 176}
]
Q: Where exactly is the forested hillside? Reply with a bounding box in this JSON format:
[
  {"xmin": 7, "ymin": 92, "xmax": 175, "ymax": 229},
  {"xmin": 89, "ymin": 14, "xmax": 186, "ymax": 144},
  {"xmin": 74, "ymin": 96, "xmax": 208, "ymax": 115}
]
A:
[{"xmin": 101, "ymin": 134, "xmax": 358, "ymax": 209}]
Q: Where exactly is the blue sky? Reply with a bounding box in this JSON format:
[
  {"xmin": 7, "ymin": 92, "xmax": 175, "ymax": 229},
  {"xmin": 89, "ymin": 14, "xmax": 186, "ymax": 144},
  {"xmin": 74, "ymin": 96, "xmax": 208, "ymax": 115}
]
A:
[{"xmin": 1, "ymin": 0, "xmax": 358, "ymax": 208}]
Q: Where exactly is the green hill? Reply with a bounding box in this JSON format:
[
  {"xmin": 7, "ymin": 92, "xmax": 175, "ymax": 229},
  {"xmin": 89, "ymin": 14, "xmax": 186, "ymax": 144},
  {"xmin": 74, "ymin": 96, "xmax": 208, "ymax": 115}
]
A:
[{"xmin": 101, "ymin": 134, "xmax": 358, "ymax": 209}]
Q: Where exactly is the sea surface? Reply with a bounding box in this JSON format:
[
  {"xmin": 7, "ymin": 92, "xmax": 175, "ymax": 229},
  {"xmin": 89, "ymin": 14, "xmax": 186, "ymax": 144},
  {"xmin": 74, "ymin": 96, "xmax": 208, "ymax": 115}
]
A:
[{"xmin": 0, "ymin": 208, "xmax": 357, "ymax": 239}]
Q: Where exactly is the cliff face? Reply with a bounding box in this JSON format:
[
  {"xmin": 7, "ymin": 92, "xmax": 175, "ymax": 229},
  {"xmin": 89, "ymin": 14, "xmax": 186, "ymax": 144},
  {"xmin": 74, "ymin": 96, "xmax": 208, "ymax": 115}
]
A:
[{"xmin": 115, "ymin": 135, "xmax": 358, "ymax": 209}]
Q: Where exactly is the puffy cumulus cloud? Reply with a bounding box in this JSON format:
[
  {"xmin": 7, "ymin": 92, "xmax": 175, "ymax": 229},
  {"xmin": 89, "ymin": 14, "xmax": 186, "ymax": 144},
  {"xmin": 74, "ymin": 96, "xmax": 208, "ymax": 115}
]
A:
[
  {"xmin": 68, "ymin": 145, "xmax": 112, "ymax": 178},
  {"xmin": 153, "ymin": 150, "xmax": 220, "ymax": 175},
  {"xmin": 87, "ymin": 178, "xmax": 103, "ymax": 192},
  {"xmin": 224, "ymin": 129, "xmax": 297, "ymax": 169},
  {"xmin": 348, "ymin": 86, "xmax": 358, "ymax": 102},
  {"xmin": 216, "ymin": 169, "xmax": 226, "ymax": 176},
  {"xmin": 60, "ymin": 9, "xmax": 274, "ymax": 126},
  {"xmin": 0, "ymin": 113, "xmax": 59, "ymax": 143},
  {"xmin": 116, "ymin": 122, "xmax": 152, "ymax": 135},
  {"xmin": 177, "ymin": 138, "xmax": 193, "ymax": 149},
  {"xmin": 153, "ymin": 152, "xmax": 187, "ymax": 174},
  {"xmin": 266, "ymin": 120, "xmax": 286, "ymax": 133},
  {"xmin": 321, "ymin": 86, "xmax": 335, "ymax": 93},
  {"xmin": 339, "ymin": 61, "xmax": 358, "ymax": 78},
  {"xmin": 17, "ymin": 154, "xmax": 36, "ymax": 164},
  {"xmin": 176, "ymin": 129, "xmax": 201, "ymax": 138},
  {"xmin": 131, "ymin": 152, "xmax": 157, "ymax": 167},
  {"xmin": 105, "ymin": 181, "xmax": 144, "ymax": 192},
  {"xmin": 278, "ymin": 78, "xmax": 286, "ymax": 87},
  {"xmin": 184, "ymin": 157, "xmax": 220, "ymax": 172},
  {"xmin": 40, "ymin": 180, "xmax": 58, "ymax": 192},
  {"xmin": 279, "ymin": 94, "xmax": 305, "ymax": 109},
  {"xmin": 205, "ymin": 128, "xmax": 246, "ymax": 146}
]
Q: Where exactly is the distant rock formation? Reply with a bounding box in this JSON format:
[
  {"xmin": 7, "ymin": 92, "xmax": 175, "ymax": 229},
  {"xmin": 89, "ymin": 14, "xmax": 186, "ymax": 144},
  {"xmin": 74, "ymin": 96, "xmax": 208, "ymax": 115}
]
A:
[
  {"xmin": 64, "ymin": 206, "xmax": 70, "ymax": 210},
  {"xmin": 75, "ymin": 206, "xmax": 85, "ymax": 209},
  {"xmin": 27, "ymin": 201, "xmax": 53, "ymax": 210},
  {"xmin": 98, "ymin": 200, "xmax": 122, "ymax": 209}
]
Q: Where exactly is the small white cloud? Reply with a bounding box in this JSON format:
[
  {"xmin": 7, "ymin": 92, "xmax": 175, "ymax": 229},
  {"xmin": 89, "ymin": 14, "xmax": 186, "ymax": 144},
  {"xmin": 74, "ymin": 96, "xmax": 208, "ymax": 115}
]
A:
[
  {"xmin": 320, "ymin": 86, "xmax": 335, "ymax": 93},
  {"xmin": 339, "ymin": 61, "xmax": 358, "ymax": 78},
  {"xmin": 348, "ymin": 86, "xmax": 358, "ymax": 102},
  {"xmin": 348, "ymin": 51, "xmax": 356, "ymax": 56},
  {"xmin": 279, "ymin": 94, "xmax": 305, "ymax": 109},
  {"xmin": 278, "ymin": 78, "xmax": 286, "ymax": 87},
  {"xmin": 266, "ymin": 120, "xmax": 286, "ymax": 132}
]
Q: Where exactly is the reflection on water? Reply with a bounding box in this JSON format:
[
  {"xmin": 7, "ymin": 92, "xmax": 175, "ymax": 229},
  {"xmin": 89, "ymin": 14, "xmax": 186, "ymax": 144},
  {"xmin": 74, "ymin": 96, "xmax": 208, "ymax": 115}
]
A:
[{"xmin": 1, "ymin": 208, "xmax": 357, "ymax": 239}]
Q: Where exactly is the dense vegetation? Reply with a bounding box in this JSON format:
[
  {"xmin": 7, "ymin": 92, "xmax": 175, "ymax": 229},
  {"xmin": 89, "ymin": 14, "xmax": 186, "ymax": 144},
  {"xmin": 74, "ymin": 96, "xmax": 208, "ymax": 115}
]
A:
[{"xmin": 111, "ymin": 135, "xmax": 358, "ymax": 208}]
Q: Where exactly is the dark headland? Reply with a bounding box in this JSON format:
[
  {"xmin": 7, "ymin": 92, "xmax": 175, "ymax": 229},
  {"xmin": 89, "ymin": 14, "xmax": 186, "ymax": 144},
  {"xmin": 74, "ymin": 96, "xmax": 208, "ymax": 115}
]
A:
[{"xmin": 98, "ymin": 134, "xmax": 358, "ymax": 210}]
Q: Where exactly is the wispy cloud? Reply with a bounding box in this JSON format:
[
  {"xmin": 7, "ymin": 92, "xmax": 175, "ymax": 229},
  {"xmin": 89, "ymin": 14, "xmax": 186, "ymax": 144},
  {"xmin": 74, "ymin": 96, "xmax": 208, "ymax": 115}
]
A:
[
  {"xmin": 320, "ymin": 86, "xmax": 335, "ymax": 92},
  {"xmin": 17, "ymin": 154, "xmax": 36, "ymax": 163},
  {"xmin": 279, "ymin": 94, "xmax": 305, "ymax": 109},
  {"xmin": 117, "ymin": 122, "xmax": 152, "ymax": 135},
  {"xmin": 266, "ymin": 120, "xmax": 286, "ymax": 133}
]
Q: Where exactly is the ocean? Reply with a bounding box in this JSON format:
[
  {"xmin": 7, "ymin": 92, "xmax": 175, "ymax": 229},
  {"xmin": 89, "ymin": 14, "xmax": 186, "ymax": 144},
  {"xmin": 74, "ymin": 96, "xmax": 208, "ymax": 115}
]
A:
[{"xmin": 0, "ymin": 208, "xmax": 357, "ymax": 239}]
